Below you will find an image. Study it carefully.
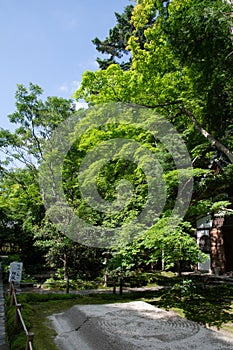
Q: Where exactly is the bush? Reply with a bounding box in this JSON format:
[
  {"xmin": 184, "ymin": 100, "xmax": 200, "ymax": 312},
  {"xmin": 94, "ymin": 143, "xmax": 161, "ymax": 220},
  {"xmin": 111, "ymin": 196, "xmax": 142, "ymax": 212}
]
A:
[
  {"xmin": 107, "ymin": 271, "xmax": 160, "ymax": 288},
  {"xmin": 42, "ymin": 277, "xmax": 99, "ymax": 290},
  {"xmin": 170, "ymin": 279, "xmax": 197, "ymax": 300}
]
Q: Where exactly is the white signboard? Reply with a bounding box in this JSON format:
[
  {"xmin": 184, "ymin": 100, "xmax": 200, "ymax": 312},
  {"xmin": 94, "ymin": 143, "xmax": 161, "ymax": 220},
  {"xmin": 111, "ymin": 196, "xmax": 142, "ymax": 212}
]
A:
[{"xmin": 9, "ymin": 262, "xmax": 23, "ymax": 282}]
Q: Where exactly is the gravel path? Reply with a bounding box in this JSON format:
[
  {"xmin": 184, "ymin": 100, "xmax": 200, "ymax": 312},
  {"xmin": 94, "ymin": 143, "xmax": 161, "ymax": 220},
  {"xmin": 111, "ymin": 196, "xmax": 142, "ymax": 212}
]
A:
[{"xmin": 49, "ymin": 301, "xmax": 233, "ymax": 350}]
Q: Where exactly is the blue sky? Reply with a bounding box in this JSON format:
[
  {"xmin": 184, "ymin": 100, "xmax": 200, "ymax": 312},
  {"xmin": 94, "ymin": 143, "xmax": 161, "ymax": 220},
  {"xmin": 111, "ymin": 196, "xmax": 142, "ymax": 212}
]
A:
[{"xmin": 0, "ymin": 0, "xmax": 131, "ymax": 129}]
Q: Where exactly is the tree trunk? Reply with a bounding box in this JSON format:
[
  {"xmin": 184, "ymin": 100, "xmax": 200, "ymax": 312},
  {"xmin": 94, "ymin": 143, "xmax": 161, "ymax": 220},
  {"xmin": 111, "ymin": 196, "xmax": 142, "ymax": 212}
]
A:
[
  {"xmin": 63, "ymin": 253, "xmax": 70, "ymax": 294},
  {"xmin": 176, "ymin": 260, "xmax": 182, "ymax": 277},
  {"xmin": 181, "ymin": 107, "xmax": 233, "ymax": 163},
  {"xmin": 104, "ymin": 271, "xmax": 108, "ymax": 287},
  {"xmin": 161, "ymin": 249, "xmax": 165, "ymax": 271}
]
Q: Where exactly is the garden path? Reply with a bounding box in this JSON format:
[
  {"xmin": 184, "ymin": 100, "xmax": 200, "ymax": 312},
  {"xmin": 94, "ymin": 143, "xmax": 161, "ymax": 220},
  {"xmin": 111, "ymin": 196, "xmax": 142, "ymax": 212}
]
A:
[{"xmin": 0, "ymin": 270, "xmax": 8, "ymax": 350}]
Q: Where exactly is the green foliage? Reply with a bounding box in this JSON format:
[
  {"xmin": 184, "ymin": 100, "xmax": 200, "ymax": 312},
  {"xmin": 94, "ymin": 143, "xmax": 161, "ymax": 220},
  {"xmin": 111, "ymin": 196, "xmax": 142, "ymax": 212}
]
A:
[
  {"xmin": 108, "ymin": 218, "xmax": 205, "ymax": 274},
  {"xmin": 0, "ymin": 84, "xmax": 105, "ymax": 280},
  {"xmin": 92, "ymin": 4, "xmax": 157, "ymax": 70},
  {"xmin": 165, "ymin": 0, "xmax": 233, "ymax": 140},
  {"xmin": 92, "ymin": 5, "xmax": 134, "ymax": 70},
  {"xmin": 62, "ymin": 120, "xmax": 155, "ymax": 233},
  {"xmin": 43, "ymin": 277, "xmax": 99, "ymax": 290},
  {"xmin": 157, "ymin": 282, "xmax": 233, "ymax": 329},
  {"xmin": 0, "ymin": 83, "xmax": 76, "ymax": 269},
  {"xmin": 75, "ymin": 0, "xmax": 232, "ymax": 146},
  {"xmin": 1, "ymin": 1, "xmax": 233, "ymax": 281},
  {"xmin": 170, "ymin": 279, "xmax": 197, "ymax": 300},
  {"xmin": 0, "ymin": 169, "xmax": 44, "ymax": 266},
  {"xmin": 73, "ymin": 0, "xmax": 233, "ymax": 274},
  {"xmin": 0, "ymin": 83, "xmax": 75, "ymax": 168}
]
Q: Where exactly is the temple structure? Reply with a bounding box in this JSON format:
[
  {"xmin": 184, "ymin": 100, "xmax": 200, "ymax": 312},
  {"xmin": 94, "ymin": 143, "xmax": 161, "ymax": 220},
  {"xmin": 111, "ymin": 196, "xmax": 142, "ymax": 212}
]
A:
[{"xmin": 197, "ymin": 214, "xmax": 233, "ymax": 274}]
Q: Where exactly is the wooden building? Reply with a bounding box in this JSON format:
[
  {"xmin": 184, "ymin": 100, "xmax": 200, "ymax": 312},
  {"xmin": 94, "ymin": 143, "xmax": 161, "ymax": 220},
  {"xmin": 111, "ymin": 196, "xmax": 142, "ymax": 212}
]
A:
[{"xmin": 197, "ymin": 214, "xmax": 233, "ymax": 274}]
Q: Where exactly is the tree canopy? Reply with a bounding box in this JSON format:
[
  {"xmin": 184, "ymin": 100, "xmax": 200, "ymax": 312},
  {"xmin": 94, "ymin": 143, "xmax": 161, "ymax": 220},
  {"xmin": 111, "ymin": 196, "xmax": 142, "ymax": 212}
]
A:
[
  {"xmin": 73, "ymin": 0, "xmax": 233, "ymax": 272},
  {"xmin": 0, "ymin": 0, "xmax": 233, "ymax": 278}
]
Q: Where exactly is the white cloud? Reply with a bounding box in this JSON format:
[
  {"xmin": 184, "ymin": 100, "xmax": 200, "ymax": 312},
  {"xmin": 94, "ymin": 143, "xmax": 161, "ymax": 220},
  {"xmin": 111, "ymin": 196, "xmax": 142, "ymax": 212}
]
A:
[
  {"xmin": 75, "ymin": 101, "xmax": 88, "ymax": 110},
  {"xmin": 58, "ymin": 81, "xmax": 87, "ymax": 110},
  {"xmin": 59, "ymin": 84, "xmax": 69, "ymax": 93},
  {"xmin": 58, "ymin": 80, "xmax": 81, "ymax": 95}
]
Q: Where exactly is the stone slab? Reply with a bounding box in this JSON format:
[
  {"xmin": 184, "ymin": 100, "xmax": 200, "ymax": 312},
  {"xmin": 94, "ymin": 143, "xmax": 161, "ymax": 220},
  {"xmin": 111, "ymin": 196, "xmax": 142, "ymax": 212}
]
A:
[{"xmin": 49, "ymin": 301, "xmax": 233, "ymax": 350}]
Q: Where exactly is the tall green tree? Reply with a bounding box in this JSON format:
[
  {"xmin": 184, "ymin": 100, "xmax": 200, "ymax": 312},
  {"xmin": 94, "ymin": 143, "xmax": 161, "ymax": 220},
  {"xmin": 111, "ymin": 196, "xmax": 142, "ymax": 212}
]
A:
[
  {"xmin": 92, "ymin": 4, "xmax": 134, "ymax": 70},
  {"xmin": 75, "ymin": 0, "xmax": 233, "ymax": 164},
  {"xmin": 0, "ymin": 83, "xmax": 76, "ymax": 170},
  {"xmin": 74, "ymin": 0, "xmax": 233, "ymax": 273},
  {"xmin": 92, "ymin": 3, "xmax": 157, "ymax": 70},
  {"xmin": 0, "ymin": 168, "xmax": 44, "ymax": 266},
  {"xmin": 75, "ymin": 0, "xmax": 233, "ymax": 160},
  {"xmin": 0, "ymin": 84, "xmax": 80, "ymax": 280}
]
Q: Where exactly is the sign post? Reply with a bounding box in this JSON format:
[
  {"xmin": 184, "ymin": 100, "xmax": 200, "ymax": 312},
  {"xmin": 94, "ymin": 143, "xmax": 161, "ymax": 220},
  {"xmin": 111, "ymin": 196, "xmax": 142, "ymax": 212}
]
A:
[{"xmin": 8, "ymin": 262, "xmax": 23, "ymax": 283}]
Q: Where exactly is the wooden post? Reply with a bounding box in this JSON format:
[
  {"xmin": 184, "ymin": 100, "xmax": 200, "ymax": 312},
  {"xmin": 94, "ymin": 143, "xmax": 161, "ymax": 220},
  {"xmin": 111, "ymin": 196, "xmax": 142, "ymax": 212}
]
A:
[
  {"xmin": 113, "ymin": 278, "xmax": 116, "ymax": 294},
  {"xmin": 11, "ymin": 292, "xmax": 15, "ymax": 306},
  {"xmin": 10, "ymin": 282, "xmax": 16, "ymax": 306},
  {"xmin": 25, "ymin": 332, "xmax": 34, "ymax": 350},
  {"xmin": 14, "ymin": 304, "xmax": 21, "ymax": 326},
  {"xmin": 104, "ymin": 271, "xmax": 108, "ymax": 287},
  {"xmin": 10, "ymin": 282, "xmax": 14, "ymax": 295}
]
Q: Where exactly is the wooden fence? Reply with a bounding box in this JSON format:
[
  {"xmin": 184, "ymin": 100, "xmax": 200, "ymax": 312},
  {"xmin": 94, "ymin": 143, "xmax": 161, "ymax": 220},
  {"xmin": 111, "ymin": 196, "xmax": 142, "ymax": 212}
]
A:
[{"xmin": 9, "ymin": 282, "xmax": 34, "ymax": 350}]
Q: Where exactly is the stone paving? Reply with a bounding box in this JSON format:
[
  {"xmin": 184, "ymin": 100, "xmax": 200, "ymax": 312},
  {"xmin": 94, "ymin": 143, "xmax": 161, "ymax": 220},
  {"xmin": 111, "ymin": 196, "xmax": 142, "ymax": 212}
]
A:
[{"xmin": 0, "ymin": 271, "xmax": 8, "ymax": 350}]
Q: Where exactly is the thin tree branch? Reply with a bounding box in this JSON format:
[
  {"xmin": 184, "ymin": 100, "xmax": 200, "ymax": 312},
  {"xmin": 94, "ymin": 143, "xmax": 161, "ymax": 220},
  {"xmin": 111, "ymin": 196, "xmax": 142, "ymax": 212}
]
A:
[
  {"xmin": 137, "ymin": 100, "xmax": 233, "ymax": 164},
  {"xmin": 181, "ymin": 106, "xmax": 233, "ymax": 164}
]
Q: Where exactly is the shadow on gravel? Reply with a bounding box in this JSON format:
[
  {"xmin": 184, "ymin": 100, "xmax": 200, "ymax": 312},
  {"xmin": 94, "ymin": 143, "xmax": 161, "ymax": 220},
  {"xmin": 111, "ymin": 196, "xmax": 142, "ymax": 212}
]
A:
[{"xmin": 148, "ymin": 282, "xmax": 233, "ymax": 329}]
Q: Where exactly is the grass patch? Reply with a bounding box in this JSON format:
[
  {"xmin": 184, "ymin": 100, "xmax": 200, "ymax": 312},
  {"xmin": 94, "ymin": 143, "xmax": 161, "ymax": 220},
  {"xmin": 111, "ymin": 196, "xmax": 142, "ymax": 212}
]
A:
[{"xmin": 5, "ymin": 296, "xmax": 35, "ymax": 350}]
